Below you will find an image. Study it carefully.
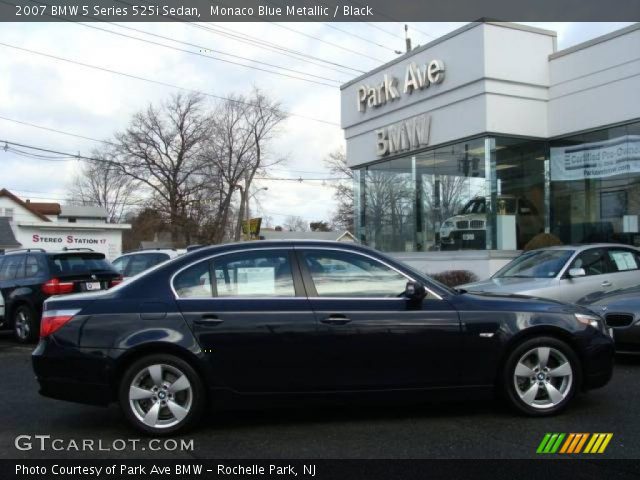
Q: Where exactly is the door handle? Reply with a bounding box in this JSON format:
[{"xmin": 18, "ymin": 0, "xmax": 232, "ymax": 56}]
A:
[
  {"xmin": 601, "ymin": 281, "xmax": 612, "ymax": 287},
  {"xmin": 321, "ymin": 315, "xmax": 351, "ymax": 325},
  {"xmin": 194, "ymin": 315, "xmax": 224, "ymax": 326}
]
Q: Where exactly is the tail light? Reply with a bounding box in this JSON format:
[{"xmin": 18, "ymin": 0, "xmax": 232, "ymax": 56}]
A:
[
  {"xmin": 40, "ymin": 309, "xmax": 81, "ymax": 338},
  {"xmin": 109, "ymin": 276, "xmax": 123, "ymax": 288},
  {"xmin": 42, "ymin": 278, "xmax": 74, "ymax": 295}
]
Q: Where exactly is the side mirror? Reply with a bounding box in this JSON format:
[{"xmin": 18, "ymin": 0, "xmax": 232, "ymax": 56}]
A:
[
  {"xmin": 568, "ymin": 267, "xmax": 586, "ymax": 278},
  {"xmin": 405, "ymin": 281, "xmax": 427, "ymax": 302}
]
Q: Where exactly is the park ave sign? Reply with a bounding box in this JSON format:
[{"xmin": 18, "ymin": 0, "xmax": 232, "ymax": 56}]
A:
[{"xmin": 356, "ymin": 59, "xmax": 445, "ymax": 112}]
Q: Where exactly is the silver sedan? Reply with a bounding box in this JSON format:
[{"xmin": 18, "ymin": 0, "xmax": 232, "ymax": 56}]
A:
[{"xmin": 461, "ymin": 244, "xmax": 640, "ymax": 304}]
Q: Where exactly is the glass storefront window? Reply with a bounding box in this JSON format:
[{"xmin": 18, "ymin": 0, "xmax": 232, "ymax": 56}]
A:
[
  {"xmin": 353, "ymin": 121, "xmax": 638, "ymax": 252},
  {"xmin": 550, "ymin": 121, "xmax": 640, "ymax": 247}
]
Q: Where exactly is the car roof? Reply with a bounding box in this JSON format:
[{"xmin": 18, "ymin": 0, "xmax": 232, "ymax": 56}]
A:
[
  {"xmin": 4, "ymin": 248, "xmax": 104, "ymax": 256},
  {"xmin": 532, "ymin": 243, "xmax": 640, "ymax": 252},
  {"xmin": 184, "ymin": 240, "xmax": 373, "ymax": 257}
]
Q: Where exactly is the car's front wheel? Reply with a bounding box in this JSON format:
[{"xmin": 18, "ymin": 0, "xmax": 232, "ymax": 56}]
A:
[
  {"xmin": 13, "ymin": 304, "xmax": 38, "ymax": 343},
  {"xmin": 503, "ymin": 336, "xmax": 580, "ymax": 416},
  {"xmin": 119, "ymin": 354, "xmax": 205, "ymax": 435}
]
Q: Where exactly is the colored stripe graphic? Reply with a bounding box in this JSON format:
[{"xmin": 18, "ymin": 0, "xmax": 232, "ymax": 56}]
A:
[
  {"xmin": 537, "ymin": 433, "xmax": 565, "ymax": 454},
  {"xmin": 540, "ymin": 433, "xmax": 613, "ymax": 454}
]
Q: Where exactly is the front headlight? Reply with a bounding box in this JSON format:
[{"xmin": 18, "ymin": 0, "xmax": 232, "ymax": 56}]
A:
[{"xmin": 575, "ymin": 313, "xmax": 602, "ymax": 330}]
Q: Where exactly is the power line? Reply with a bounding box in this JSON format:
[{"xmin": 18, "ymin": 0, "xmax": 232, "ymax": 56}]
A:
[
  {"xmin": 0, "ymin": 42, "xmax": 340, "ymax": 127},
  {"xmin": 0, "ymin": 115, "xmax": 116, "ymax": 146},
  {"xmin": 74, "ymin": 21, "xmax": 343, "ymax": 86},
  {"xmin": 111, "ymin": 0, "xmax": 366, "ymax": 75},
  {"xmin": 269, "ymin": 22, "xmax": 386, "ymax": 63},
  {"xmin": 1, "ymin": 140, "xmax": 350, "ymax": 181},
  {"xmin": 322, "ymin": 23, "xmax": 402, "ymax": 54},
  {"xmin": 364, "ymin": 22, "xmax": 404, "ymax": 40},
  {"xmin": 191, "ymin": 23, "xmax": 365, "ymax": 75},
  {"xmin": 6, "ymin": 0, "xmax": 341, "ymax": 87}
]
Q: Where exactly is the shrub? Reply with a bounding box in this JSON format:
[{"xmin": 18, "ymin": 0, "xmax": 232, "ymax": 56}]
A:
[
  {"xmin": 429, "ymin": 270, "xmax": 478, "ymax": 287},
  {"xmin": 523, "ymin": 232, "xmax": 563, "ymax": 251}
]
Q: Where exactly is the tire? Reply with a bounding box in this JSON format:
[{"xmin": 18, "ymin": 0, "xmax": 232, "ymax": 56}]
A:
[
  {"xmin": 119, "ymin": 354, "xmax": 205, "ymax": 435},
  {"xmin": 13, "ymin": 304, "xmax": 38, "ymax": 343},
  {"xmin": 502, "ymin": 336, "xmax": 581, "ymax": 416}
]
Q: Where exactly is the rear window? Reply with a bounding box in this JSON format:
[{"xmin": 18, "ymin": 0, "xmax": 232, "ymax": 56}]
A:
[{"xmin": 49, "ymin": 254, "xmax": 114, "ymax": 275}]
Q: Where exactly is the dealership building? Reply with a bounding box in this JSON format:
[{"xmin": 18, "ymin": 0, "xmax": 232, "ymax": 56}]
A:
[
  {"xmin": 0, "ymin": 189, "xmax": 130, "ymax": 259},
  {"xmin": 340, "ymin": 21, "xmax": 640, "ymax": 277}
]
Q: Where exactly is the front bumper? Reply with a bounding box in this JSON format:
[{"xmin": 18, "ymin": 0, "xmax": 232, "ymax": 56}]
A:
[
  {"xmin": 581, "ymin": 332, "xmax": 615, "ymax": 390},
  {"xmin": 32, "ymin": 338, "xmax": 115, "ymax": 406}
]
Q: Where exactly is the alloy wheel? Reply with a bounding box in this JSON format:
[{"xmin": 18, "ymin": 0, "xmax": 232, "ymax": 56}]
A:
[
  {"xmin": 128, "ymin": 363, "xmax": 193, "ymax": 429},
  {"xmin": 14, "ymin": 310, "xmax": 30, "ymax": 340},
  {"xmin": 513, "ymin": 346, "xmax": 573, "ymax": 410}
]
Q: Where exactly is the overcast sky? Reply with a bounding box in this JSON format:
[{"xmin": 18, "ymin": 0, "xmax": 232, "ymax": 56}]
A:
[{"xmin": 0, "ymin": 21, "xmax": 634, "ymax": 227}]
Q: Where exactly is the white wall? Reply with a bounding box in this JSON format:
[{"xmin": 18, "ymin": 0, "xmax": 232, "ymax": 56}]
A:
[
  {"xmin": 12, "ymin": 226, "xmax": 124, "ymax": 260},
  {"xmin": 391, "ymin": 251, "xmax": 519, "ymax": 281},
  {"xmin": 549, "ymin": 24, "xmax": 640, "ymax": 137},
  {"xmin": 0, "ymin": 197, "xmax": 43, "ymax": 223},
  {"xmin": 341, "ymin": 22, "xmax": 557, "ymax": 168}
]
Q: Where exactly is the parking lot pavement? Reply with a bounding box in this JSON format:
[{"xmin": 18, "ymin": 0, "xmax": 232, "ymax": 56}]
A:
[{"xmin": 1, "ymin": 332, "xmax": 639, "ymax": 460}]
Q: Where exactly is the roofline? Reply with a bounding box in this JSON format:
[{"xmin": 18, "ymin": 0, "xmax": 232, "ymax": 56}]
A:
[
  {"xmin": 340, "ymin": 20, "xmax": 557, "ymax": 90},
  {"xmin": 549, "ymin": 22, "xmax": 640, "ymax": 60},
  {"xmin": 0, "ymin": 189, "xmax": 51, "ymax": 222}
]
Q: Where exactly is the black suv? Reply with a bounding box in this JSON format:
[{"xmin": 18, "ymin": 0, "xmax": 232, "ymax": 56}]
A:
[{"xmin": 0, "ymin": 248, "xmax": 121, "ymax": 342}]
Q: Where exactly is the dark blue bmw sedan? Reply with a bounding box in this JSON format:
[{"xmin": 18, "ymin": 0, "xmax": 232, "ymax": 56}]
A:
[{"xmin": 32, "ymin": 241, "xmax": 614, "ymax": 435}]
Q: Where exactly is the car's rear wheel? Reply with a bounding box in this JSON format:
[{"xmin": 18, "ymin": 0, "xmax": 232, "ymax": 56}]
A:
[
  {"xmin": 13, "ymin": 304, "xmax": 38, "ymax": 343},
  {"xmin": 503, "ymin": 336, "xmax": 580, "ymax": 416},
  {"xmin": 119, "ymin": 354, "xmax": 205, "ymax": 435}
]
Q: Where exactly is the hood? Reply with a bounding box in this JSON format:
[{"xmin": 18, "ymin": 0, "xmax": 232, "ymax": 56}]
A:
[
  {"xmin": 461, "ymin": 277, "xmax": 556, "ymax": 293},
  {"xmin": 445, "ymin": 213, "xmax": 487, "ymax": 223},
  {"xmin": 587, "ymin": 286, "xmax": 640, "ymax": 311}
]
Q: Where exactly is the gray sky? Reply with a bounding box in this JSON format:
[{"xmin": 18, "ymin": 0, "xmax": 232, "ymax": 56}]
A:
[{"xmin": 0, "ymin": 21, "xmax": 634, "ymax": 226}]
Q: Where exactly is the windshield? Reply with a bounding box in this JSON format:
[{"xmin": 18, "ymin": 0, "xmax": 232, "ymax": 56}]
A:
[
  {"xmin": 49, "ymin": 254, "xmax": 116, "ymax": 275},
  {"xmin": 460, "ymin": 198, "xmax": 486, "ymax": 214},
  {"xmin": 494, "ymin": 249, "xmax": 575, "ymax": 279}
]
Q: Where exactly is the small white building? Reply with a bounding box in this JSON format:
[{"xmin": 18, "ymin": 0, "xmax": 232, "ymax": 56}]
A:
[{"xmin": 0, "ymin": 189, "xmax": 131, "ymax": 260}]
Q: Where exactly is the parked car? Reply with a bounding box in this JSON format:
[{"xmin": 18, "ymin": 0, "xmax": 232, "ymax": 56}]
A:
[
  {"xmin": 111, "ymin": 249, "xmax": 183, "ymax": 279},
  {"xmin": 0, "ymin": 248, "xmax": 121, "ymax": 342},
  {"xmin": 33, "ymin": 241, "xmax": 613, "ymax": 434},
  {"xmin": 439, "ymin": 195, "xmax": 543, "ymax": 250},
  {"xmin": 587, "ymin": 285, "xmax": 640, "ymax": 354},
  {"xmin": 461, "ymin": 244, "xmax": 640, "ymax": 304}
]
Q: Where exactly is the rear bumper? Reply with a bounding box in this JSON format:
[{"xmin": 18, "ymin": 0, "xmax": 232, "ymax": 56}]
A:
[{"xmin": 32, "ymin": 339, "xmax": 115, "ymax": 406}]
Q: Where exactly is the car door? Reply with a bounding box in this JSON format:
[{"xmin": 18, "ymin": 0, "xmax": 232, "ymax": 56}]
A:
[
  {"xmin": 296, "ymin": 247, "xmax": 461, "ymax": 390},
  {"xmin": 0, "ymin": 254, "xmax": 25, "ymax": 316},
  {"xmin": 559, "ymin": 248, "xmax": 614, "ymax": 303},
  {"xmin": 174, "ymin": 247, "xmax": 318, "ymax": 393},
  {"xmin": 605, "ymin": 247, "xmax": 640, "ymax": 291}
]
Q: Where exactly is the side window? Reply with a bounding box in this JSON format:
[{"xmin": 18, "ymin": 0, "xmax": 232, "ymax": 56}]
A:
[
  {"xmin": 607, "ymin": 249, "xmax": 640, "ymax": 272},
  {"xmin": 213, "ymin": 251, "xmax": 295, "ymax": 297},
  {"xmin": 111, "ymin": 256, "xmax": 129, "ymax": 275},
  {"xmin": 0, "ymin": 254, "xmax": 25, "ymax": 280},
  {"xmin": 126, "ymin": 254, "xmax": 158, "ymax": 277},
  {"xmin": 174, "ymin": 260, "xmax": 213, "ymax": 298},
  {"xmin": 25, "ymin": 255, "xmax": 44, "ymax": 278},
  {"xmin": 569, "ymin": 249, "xmax": 610, "ymax": 276},
  {"xmin": 301, "ymin": 250, "xmax": 408, "ymax": 298}
]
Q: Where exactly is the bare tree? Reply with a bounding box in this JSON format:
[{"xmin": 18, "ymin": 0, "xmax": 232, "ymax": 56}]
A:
[
  {"xmin": 68, "ymin": 147, "xmax": 137, "ymax": 223},
  {"xmin": 205, "ymin": 89, "xmax": 287, "ymax": 242},
  {"xmin": 284, "ymin": 215, "xmax": 308, "ymax": 232},
  {"xmin": 114, "ymin": 93, "xmax": 212, "ymax": 243},
  {"xmin": 324, "ymin": 149, "xmax": 354, "ymax": 232}
]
